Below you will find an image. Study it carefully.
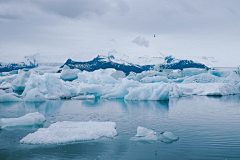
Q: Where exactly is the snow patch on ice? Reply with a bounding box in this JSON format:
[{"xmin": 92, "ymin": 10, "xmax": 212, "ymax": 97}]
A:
[{"xmin": 20, "ymin": 121, "xmax": 117, "ymax": 144}]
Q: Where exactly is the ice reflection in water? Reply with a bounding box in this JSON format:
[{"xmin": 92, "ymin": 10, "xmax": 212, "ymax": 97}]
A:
[{"xmin": 0, "ymin": 95, "xmax": 240, "ymax": 159}]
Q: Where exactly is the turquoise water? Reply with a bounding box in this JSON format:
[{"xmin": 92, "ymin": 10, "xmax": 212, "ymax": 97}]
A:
[{"xmin": 0, "ymin": 95, "xmax": 240, "ymax": 160}]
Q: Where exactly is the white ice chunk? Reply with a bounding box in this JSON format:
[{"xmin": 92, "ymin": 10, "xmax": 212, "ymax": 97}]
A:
[
  {"xmin": 88, "ymin": 76, "xmax": 101, "ymax": 84},
  {"xmin": 140, "ymin": 76, "xmax": 170, "ymax": 83},
  {"xmin": 79, "ymin": 84, "xmax": 104, "ymax": 97},
  {"xmin": 168, "ymin": 68, "xmax": 207, "ymax": 79},
  {"xmin": 99, "ymin": 75, "xmax": 118, "ymax": 84},
  {"xmin": 133, "ymin": 126, "xmax": 158, "ymax": 140},
  {"xmin": 24, "ymin": 88, "xmax": 46, "ymax": 102},
  {"xmin": 178, "ymin": 83, "xmax": 240, "ymax": 96},
  {"xmin": 0, "ymin": 82, "xmax": 12, "ymax": 89},
  {"xmin": 22, "ymin": 74, "xmax": 71, "ymax": 98},
  {"xmin": 72, "ymin": 95, "xmax": 95, "ymax": 100},
  {"xmin": 158, "ymin": 131, "xmax": 179, "ymax": 143},
  {"xmin": 183, "ymin": 73, "xmax": 219, "ymax": 83},
  {"xmin": 60, "ymin": 65, "xmax": 78, "ymax": 81},
  {"xmin": 131, "ymin": 126, "xmax": 179, "ymax": 143},
  {"xmin": 134, "ymin": 71, "xmax": 165, "ymax": 81},
  {"xmin": 125, "ymin": 83, "xmax": 183, "ymax": 101},
  {"xmin": 110, "ymin": 71, "xmax": 126, "ymax": 80},
  {"xmin": 12, "ymin": 70, "xmax": 31, "ymax": 91},
  {"xmin": 0, "ymin": 112, "xmax": 45, "ymax": 129},
  {"xmin": 77, "ymin": 73, "xmax": 87, "ymax": 83},
  {"xmin": 20, "ymin": 121, "xmax": 117, "ymax": 144},
  {"xmin": 0, "ymin": 74, "xmax": 17, "ymax": 85},
  {"xmin": 101, "ymin": 79, "xmax": 140, "ymax": 99},
  {"xmin": 126, "ymin": 72, "xmax": 136, "ymax": 80},
  {"xmin": 209, "ymin": 70, "xmax": 230, "ymax": 77},
  {"xmin": 0, "ymin": 90, "xmax": 22, "ymax": 102}
]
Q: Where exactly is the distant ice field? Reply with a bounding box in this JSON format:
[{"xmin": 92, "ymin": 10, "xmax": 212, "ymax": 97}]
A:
[{"xmin": 1, "ymin": 66, "xmax": 240, "ymax": 102}]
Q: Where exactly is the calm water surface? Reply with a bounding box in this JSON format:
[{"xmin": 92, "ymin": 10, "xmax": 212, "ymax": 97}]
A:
[{"xmin": 0, "ymin": 95, "xmax": 240, "ymax": 160}]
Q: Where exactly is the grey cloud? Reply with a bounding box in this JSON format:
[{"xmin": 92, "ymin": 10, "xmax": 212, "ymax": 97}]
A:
[
  {"xmin": 132, "ymin": 36, "xmax": 149, "ymax": 48},
  {"xmin": 0, "ymin": 0, "xmax": 38, "ymax": 21},
  {"xmin": 33, "ymin": 0, "xmax": 114, "ymax": 19}
]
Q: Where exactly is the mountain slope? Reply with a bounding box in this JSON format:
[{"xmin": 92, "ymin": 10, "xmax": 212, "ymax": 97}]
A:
[{"xmin": 61, "ymin": 55, "xmax": 209, "ymax": 74}]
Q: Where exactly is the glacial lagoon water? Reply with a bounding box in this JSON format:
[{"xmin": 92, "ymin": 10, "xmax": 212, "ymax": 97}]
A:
[{"xmin": 1, "ymin": 95, "xmax": 240, "ymax": 160}]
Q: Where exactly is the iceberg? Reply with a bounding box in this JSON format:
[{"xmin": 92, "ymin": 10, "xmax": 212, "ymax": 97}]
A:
[
  {"xmin": 20, "ymin": 121, "xmax": 117, "ymax": 144},
  {"xmin": 11, "ymin": 70, "xmax": 31, "ymax": 91},
  {"xmin": 24, "ymin": 88, "xmax": 46, "ymax": 102},
  {"xmin": 131, "ymin": 126, "xmax": 179, "ymax": 143},
  {"xmin": 140, "ymin": 76, "xmax": 170, "ymax": 83},
  {"xmin": 0, "ymin": 112, "xmax": 45, "ymax": 129},
  {"xmin": 178, "ymin": 83, "xmax": 240, "ymax": 96},
  {"xmin": 22, "ymin": 73, "xmax": 71, "ymax": 98},
  {"xmin": 60, "ymin": 65, "xmax": 78, "ymax": 81},
  {"xmin": 0, "ymin": 90, "xmax": 22, "ymax": 102},
  {"xmin": 134, "ymin": 71, "xmax": 165, "ymax": 81},
  {"xmin": 158, "ymin": 131, "xmax": 179, "ymax": 143},
  {"xmin": 0, "ymin": 74, "xmax": 17, "ymax": 84},
  {"xmin": 72, "ymin": 95, "xmax": 95, "ymax": 100},
  {"xmin": 110, "ymin": 70, "xmax": 126, "ymax": 80},
  {"xmin": 0, "ymin": 82, "xmax": 12, "ymax": 89},
  {"xmin": 98, "ymin": 75, "xmax": 118, "ymax": 84},
  {"xmin": 125, "ymin": 83, "xmax": 183, "ymax": 101},
  {"xmin": 101, "ymin": 79, "xmax": 140, "ymax": 99},
  {"xmin": 131, "ymin": 126, "xmax": 158, "ymax": 141},
  {"xmin": 168, "ymin": 68, "xmax": 207, "ymax": 79}
]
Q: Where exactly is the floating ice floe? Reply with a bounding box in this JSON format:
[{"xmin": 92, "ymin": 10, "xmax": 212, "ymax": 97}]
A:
[
  {"xmin": 131, "ymin": 126, "xmax": 179, "ymax": 143},
  {"xmin": 20, "ymin": 121, "xmax": 117, "ymax": 144},
  {"xmin": 158, "ymin": 131, "xmax": 179, "ymax": 143},
  {"xmin": 0, "ymin": 112, "xmax": 45, "ymax": 129},
  {"xmin": 60, "ymin": 65, "xmax": 78, "ymax": 81},
  {"xmin": 131, "ymin": 126, "xmax": 158, "ymax": 141}
]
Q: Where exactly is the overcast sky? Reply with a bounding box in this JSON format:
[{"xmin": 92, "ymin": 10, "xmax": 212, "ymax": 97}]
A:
[{"xmin": 0, "ymin": 0, "xmax": 239, "ymax": 66}]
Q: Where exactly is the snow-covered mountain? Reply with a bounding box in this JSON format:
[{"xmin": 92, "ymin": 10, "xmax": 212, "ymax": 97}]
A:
[
  {"xmin": 0, "ymin": 53, "xmax": 209, "ymax": 73},
  {"xmin": 61, "ymin": 55, "xmax": 146, "ymax": 75},
  {"xmin": 0, "ymin": 53, "xmax": 63, "ymax": 72},
  {"xmin": 60, "ymin": 55, "xmax": 209, "ymax": 74},
  {"xmin": 0, "ymin": 54, "xmax": 38, "ymax": 72}
]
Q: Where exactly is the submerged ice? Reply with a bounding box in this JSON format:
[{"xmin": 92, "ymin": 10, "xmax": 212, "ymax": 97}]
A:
[{"xmin": 20, "ymin": 121, "xmax": 117, "ymax": 144}]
